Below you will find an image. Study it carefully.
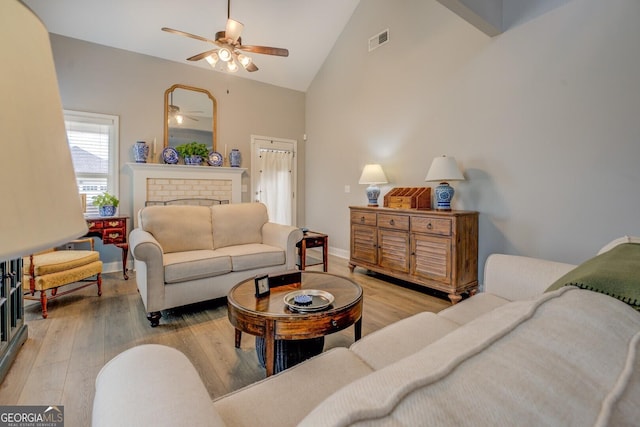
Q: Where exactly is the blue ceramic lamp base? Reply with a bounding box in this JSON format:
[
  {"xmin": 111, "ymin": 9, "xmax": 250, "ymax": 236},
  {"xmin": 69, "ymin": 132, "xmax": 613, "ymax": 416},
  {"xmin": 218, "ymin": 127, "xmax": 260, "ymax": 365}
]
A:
[
  {"xmin": 434, "ymin": 182, "xmax": 455, "ymax": 210},
  {"xmin": 366, "ymin": 185, "xmax": 381, "ymax": 207}
]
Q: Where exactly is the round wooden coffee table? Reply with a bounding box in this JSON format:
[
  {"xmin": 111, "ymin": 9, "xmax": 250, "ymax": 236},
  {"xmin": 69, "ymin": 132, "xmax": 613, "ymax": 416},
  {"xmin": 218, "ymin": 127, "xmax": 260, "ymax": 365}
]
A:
[{"xmin": 227, "ymin": 271, "xmax": 363, "ymax": 376}]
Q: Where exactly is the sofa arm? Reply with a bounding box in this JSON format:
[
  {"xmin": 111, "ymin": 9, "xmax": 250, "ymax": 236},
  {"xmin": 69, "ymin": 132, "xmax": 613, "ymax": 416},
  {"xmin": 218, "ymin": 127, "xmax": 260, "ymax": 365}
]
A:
[
  {"xmin": 93, "ymin": 344, "xmax": 226, "ymax": 427},
  {"xmin": 129, "ymin": 228, "xmax": 165, "ymax": 312},
  {"xmin": 262, "ymin": 223, "xmax": 304, "ymax": 270},
  {"xmin": 483, "ymin": 254, "xmax": 576, "ymax": 301}
]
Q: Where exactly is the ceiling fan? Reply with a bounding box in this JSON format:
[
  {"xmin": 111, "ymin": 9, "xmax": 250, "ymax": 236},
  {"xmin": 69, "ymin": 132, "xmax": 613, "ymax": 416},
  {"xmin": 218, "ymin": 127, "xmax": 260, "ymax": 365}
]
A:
[
  {"xmin": 168, "ymin": 92, "xmax": 201, "ymax": 124},
  {"xmin": 168, "ymin": 105, "xmax": 200, "ymax": 124},
  {"xmin": 162, "ymin": 0, "xmax": 289, "ymax": 73}
]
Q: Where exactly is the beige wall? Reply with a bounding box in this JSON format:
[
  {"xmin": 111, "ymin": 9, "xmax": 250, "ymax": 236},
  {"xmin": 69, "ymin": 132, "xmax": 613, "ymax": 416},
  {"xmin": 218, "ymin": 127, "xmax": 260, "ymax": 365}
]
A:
[
  {"xmin": 51, "ymin": 34, "xmax": 306, "ymax": 269},
  {"xmin": 305, "ymin": 0, "xmax": 640, "ymax": 277}
]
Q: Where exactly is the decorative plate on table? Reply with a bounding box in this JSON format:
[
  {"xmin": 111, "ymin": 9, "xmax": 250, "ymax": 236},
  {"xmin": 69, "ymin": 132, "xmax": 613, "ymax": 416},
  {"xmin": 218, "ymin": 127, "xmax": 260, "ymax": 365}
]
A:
[
  {"xmin": 284, "ymin": 290, "xmax": 334, "ymax": 313},
  {"xmin": 207, "ymin": 151, "xmax": 224, "ymax": 166},
  {"xmin": 161, "ymin": 147, "xmax": 179, "ymax": 164}
]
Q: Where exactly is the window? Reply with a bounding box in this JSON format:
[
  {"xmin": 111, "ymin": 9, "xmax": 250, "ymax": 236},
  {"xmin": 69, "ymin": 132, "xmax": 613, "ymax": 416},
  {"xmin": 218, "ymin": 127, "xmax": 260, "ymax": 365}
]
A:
[{"xmin": 64, "ymin": 110, "xmax": 119, "ymax": 216}]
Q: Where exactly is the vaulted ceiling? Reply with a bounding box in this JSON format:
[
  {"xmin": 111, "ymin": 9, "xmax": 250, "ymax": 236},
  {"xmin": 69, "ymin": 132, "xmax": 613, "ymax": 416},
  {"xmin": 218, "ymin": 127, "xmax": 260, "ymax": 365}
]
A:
[
  {"xmin": 25, "ymin": 0, "xmax": 562, "ymax": 92},
  {"xmin": 24, "ymin": 0, "xmax": 360, "ymax": 92}
]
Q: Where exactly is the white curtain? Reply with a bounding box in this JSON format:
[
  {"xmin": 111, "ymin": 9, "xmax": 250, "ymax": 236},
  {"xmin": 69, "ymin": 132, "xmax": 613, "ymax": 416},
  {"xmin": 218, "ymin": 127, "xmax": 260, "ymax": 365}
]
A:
[{"xmin": 258, "ymin": 149, "xmax": 293, "ymax": 225}]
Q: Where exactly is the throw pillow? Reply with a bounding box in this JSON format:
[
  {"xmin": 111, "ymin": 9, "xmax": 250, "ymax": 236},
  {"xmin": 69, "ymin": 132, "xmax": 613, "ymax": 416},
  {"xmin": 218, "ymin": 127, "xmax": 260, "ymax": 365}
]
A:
[{"xmin": 546, "ymin": 243, "xmax": 640, "ymax": 310}]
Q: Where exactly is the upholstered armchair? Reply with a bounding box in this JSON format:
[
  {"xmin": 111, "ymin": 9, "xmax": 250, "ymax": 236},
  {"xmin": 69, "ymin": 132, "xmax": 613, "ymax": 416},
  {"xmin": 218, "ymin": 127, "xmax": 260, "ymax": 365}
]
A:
[{"xmin": 23, "ymin": 238, "xmax": 103, "ymax": 318}]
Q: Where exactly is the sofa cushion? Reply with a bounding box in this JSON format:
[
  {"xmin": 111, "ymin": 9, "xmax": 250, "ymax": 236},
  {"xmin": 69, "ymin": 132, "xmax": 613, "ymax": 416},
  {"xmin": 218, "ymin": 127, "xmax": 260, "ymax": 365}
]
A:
[
  {"xmin": 211, "ymin": 203, "xmax": 268, "ymax": 249},
  {"xmin": 438, "ymin": 292, "xmax": 510, "ymax": 325},
  {"xmin": 350, "ymin": 312, "xmax": 459, "ymax": 370},
  {"xmin": 213, "ymin": 347, "xmax": 374, "ymax": 427},
  {"xmin": 299, "ymin": 288, "xmax": 640, "ymax": 427},
  {"xmin": 163, "ymin": 250, "xmax": 231, "ymax": 284},
  {"xmin": 214, "ymin": 243, "xmax": 285, "ymax": 272},
  {"xmin": 140, "ymin": 205, "xmax": 214, "ymax": 253}
]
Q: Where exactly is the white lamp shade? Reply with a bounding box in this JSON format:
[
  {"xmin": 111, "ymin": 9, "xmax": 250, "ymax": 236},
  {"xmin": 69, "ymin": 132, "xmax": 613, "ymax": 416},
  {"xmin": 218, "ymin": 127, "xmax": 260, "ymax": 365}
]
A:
[
  {"xmin": 359, "ymin": 164, "xmax": 388, "ymax": 184},
  {"xmin": 0, "ymin": 1, "xmax": 88, "ymax": 260},
  {"xmin": 425, "ymin": 156, "xmax": 465, "ymax": 182}
]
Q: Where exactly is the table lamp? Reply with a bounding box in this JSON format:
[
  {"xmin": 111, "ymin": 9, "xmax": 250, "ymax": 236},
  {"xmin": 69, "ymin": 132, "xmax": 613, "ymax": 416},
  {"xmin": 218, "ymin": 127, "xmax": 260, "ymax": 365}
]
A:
[
  {"xmin": 0, "ymin": 0, "xmax": 89, "ymax": 374},
  {"xmin": 359, "ymin": 164, "xmax": 388, "ymax": 207},
  {"xmin": 425, "ymin": 155, "xmax": 465, "ymax": 210}
]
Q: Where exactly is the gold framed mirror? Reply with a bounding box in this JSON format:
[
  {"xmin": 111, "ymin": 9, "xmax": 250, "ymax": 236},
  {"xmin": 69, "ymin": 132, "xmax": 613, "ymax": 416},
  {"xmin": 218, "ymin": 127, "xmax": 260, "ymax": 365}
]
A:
[{"xmin": 164, "ymin": 84, "xmax": 217, "ymax": 151}]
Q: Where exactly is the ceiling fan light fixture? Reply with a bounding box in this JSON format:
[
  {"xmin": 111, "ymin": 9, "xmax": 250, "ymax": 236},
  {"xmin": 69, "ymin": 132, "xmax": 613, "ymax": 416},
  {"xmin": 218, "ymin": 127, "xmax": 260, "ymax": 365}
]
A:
[
  {"xmin": 227, "ymin": 60, "xmax": 239, "ymax": 72},
  {"xmin": 225, "ymin": 19, "xmax": 244, "ymax": 43},
  {"xmin": 162, "ymin": 0, "xmax": 288, "ymax": 75},
  {"xmin": 205, "ymin": 52, "xmax": 219, "ymax": 67},
  {"xmin": 237, "ymin": 53, "xmax": 252, "ymax": 68},
  {"xmin": 218, "ymin": 47, "xmax": 233, "ymax": 62}
]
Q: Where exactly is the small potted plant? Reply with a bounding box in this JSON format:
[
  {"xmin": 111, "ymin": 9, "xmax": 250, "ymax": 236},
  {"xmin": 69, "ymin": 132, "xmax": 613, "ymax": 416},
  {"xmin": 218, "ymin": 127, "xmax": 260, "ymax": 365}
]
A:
[
  {"xmin": 175, "ymin": 141, "xmax": 209, "ymax": 165},
  {"xmin": 93, "ymin": 192, "xmax": 119, "ymax": 217}
]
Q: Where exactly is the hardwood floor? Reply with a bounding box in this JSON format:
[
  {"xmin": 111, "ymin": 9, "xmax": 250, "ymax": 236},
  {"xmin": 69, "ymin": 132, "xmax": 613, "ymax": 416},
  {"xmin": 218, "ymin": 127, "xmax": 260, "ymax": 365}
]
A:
[{"xmin": 0, "ymin": 255, "xmax": 450, "ymax": 426}]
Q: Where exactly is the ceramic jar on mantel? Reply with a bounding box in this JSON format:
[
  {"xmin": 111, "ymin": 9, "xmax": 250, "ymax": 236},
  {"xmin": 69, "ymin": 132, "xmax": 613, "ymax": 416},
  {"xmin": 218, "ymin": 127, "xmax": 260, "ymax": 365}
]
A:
[
  {"xmin": 133, "ymin": 141, "xmax": 149, "ymax": 163},
  {"xmin": 229, "ymin": 149, "xmax": 241, "ymax": 167}
]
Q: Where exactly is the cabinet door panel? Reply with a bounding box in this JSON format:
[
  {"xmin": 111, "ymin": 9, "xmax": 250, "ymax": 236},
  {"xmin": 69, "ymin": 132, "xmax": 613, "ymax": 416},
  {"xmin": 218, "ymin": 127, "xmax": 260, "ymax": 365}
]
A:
[
  {"xmin": 411, "ymin": 234, "xmax": 451, "ymax": 282},
  {"xmin": 378, "ymin": 229, "xmax": 410, "ymax": 273},
  {"xmin": 351, "ymin": 225, "xmax": 377, "ymax": 264}
]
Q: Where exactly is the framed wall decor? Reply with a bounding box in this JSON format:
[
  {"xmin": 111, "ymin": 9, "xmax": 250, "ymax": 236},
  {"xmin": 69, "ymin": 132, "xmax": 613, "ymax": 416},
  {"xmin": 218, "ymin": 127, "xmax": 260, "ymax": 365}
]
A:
[{"xmin": 254, "ymin": 274, "xmax": 270, "ymax": 297}]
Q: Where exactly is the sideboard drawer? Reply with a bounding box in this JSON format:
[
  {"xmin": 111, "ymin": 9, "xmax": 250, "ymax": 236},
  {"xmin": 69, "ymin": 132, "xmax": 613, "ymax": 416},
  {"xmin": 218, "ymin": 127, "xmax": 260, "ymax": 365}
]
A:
[
  {"xmin": 377, "ymin": 213, "xmax": 409, "ymax": 231},
  {"xmin": 350, "ymin": 211, "xmax": 377, "ymax": 226},
  {"xmin": 411, "ymin": 216, "xmax": 452, "ymax": 236}
]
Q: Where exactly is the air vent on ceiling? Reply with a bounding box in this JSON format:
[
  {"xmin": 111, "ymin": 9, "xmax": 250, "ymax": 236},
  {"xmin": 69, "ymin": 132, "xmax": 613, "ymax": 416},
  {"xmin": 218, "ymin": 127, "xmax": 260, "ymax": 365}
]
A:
[{"xmin": 368, "ymin": 28, "xmax": 389, "ymax": 52}]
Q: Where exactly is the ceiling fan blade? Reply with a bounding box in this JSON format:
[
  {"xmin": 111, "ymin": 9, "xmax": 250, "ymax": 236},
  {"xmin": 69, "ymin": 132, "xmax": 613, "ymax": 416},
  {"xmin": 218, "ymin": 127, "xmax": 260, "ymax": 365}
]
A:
[
  {"xmin": 245, "ymin": 62, "xmax": 259, "ymax": 72},
  {"xmin": 238, "ymin": 45, "xmax": 289, "ymax": 57},
  {"xmin": 186, "ymin": 49, "xmax": 220, "ymax": 62},
  {"xmin": 162, "ymin": 27, "xmax": 216, "ymax": 44},
  {"xmin": 225, "ymin": 19, "xmax": 244, "ymax": 43}
]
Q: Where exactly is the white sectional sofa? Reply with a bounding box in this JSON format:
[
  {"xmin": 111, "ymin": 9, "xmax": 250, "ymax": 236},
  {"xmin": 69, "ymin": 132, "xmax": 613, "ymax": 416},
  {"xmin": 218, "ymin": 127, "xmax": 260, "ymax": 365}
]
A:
[
  {"xmin": 129, "ymin": 202, "xmax": 303, "ymax": 326},
  {"xmin": 93, "ymin": 238, "xmax": 640, "ymax": 426}
]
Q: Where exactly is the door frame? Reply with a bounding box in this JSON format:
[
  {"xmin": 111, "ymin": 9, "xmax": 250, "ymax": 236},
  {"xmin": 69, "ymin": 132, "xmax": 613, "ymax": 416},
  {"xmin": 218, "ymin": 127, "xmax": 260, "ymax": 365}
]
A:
[{"xmin": 250, "ymin": 135, "xmax": 298, "ymax": 225}]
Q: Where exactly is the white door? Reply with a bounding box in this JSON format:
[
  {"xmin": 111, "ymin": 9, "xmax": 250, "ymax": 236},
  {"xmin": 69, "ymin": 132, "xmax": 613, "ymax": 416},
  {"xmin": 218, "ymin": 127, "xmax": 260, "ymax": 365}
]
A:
[{"xmin": 251, "ymin": 135, "xmax": 297, "ymax": 225}]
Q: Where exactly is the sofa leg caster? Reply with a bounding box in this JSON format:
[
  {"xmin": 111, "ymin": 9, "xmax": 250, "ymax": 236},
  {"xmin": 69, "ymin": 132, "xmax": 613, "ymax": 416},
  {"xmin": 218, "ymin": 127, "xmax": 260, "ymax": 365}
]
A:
[{"xmin": 147, "ymin": 312, "xmax": 161, "ymax": 327}]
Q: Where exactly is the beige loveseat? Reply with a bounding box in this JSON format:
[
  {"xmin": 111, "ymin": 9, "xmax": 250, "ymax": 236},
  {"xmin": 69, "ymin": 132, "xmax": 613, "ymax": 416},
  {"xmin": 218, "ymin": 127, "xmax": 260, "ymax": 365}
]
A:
[
  {"xmin": 129, "ymin": 202, "xmax": 303, "ymax": 326},
  {"xmin": 94, "ymin": 238, "xmax": 640, "ymax": 426}
]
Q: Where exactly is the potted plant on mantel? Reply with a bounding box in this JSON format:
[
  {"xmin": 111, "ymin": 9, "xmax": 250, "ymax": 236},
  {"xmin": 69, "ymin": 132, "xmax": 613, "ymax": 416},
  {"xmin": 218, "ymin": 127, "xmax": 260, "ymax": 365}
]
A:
[
  {"xmin": 175, "ymin": 141, "xmax": 209, "ymax": 165},
  {"xmin": 93, "ymin": 192, "xmax": 119, "ymax": 217}
]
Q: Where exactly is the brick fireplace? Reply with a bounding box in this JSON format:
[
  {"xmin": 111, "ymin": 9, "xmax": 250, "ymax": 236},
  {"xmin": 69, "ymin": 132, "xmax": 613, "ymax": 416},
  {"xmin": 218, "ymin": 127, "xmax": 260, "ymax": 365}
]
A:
[{"xmin": 127, "ymin": 163, "xmax": 245, "ymax": 226}]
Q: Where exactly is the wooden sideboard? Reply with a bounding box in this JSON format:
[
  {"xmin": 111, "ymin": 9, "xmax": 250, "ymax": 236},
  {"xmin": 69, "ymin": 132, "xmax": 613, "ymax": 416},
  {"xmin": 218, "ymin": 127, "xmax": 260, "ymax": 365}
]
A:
[
  {"xmin": 349, "ymin": 206, "xmax": 478, "ymax": 304},
  {"xmin": 85, "ymin": 216, "xmax": 129, "ymax": 279}
]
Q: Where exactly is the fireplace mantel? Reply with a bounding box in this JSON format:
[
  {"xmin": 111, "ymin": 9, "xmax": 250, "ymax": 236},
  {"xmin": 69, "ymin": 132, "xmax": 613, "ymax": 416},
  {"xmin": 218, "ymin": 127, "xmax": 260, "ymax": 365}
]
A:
[{"xmin": 127, "ymin": 163, "xmax": 246, "ymax": 226}]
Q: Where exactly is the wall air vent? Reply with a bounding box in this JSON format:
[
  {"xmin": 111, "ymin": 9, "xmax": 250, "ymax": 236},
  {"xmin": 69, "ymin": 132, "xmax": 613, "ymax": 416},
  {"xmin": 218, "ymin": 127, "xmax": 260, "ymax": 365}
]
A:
[{"xmin": 368, "ymin": 28, "xmax": 389, "ymax": 52}]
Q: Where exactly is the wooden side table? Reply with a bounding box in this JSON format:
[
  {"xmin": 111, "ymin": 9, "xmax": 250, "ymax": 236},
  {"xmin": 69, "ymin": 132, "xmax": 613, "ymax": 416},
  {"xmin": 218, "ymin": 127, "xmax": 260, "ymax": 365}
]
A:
[
  {"xmin": 84, "ymin": 215, "xmax": 129, "ymax": 279},
  {"xmin": 297, "ymin": 231, "xmax": 328, "ymax": 272}
]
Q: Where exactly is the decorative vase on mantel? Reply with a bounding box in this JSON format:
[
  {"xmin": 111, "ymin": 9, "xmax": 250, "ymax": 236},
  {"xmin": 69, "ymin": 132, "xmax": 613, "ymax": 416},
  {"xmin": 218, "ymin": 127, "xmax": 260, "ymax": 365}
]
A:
[
  {"xmin": 133, "ymin": 140, "xmax": 149, "ymax": 163},
  {"xmin": 229, "ymin": 149, "xmax": 241, "ymax": 167}
]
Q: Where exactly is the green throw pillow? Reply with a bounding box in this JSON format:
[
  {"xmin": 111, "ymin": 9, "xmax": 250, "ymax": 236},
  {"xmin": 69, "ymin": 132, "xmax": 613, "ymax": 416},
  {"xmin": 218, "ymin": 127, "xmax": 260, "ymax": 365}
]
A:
[{"xmin": 546, "ymin": 243, "xmax": 640, "ymax": 311}]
